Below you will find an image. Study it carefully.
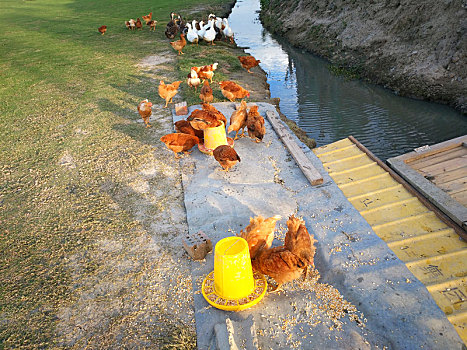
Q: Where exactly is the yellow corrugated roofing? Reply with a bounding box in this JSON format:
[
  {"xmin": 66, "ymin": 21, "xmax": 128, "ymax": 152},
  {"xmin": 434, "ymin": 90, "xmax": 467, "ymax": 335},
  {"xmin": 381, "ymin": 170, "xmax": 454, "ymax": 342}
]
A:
[{"xmin": 314, "ymin": 137, "xmax": 467, "ymax": 344}]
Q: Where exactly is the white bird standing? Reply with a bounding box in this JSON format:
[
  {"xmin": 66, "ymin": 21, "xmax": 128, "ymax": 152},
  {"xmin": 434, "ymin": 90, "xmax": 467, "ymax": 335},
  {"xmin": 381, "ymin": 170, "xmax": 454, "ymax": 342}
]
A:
[
  {"xmin": 197, "ymin": 20, "xmax": 207, "ymax": 40},
  {"xmin": 215, "ymin": 17, "xmax": 223, "ymax": 31},
  {"xmin": 192, "ymin": 19, "xmax": 200, "ymax": 36},
  {"xmin": 222, "ymin": 18, "xmax": 234, "ymax": 43},
  {"xmin": 203, "ymin": 19, "xmax": 216, "ymax": 45},
  {"xmin": 186, "ymin": 23, "xmax": 199, "ymax": 45}
]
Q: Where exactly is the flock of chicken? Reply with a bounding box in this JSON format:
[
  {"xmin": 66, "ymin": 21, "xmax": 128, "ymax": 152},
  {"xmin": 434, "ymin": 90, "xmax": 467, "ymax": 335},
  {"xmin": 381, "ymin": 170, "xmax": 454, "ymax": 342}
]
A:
[
  {"xmin": 131, "ymin": 11, "xmax": 317, "ymax": 292},
  {"xmin": 138, "ymin": 29, "xmax": 263, "ymax": 172},
  {"xmin": 156, "ymin": 97, "xmax": 265, "ymax": 171},
  {"xmin": 153, "ymin": 55, "xmax": 262, "ymax": 170},
  {"xmin": 124, "ymin": 12, "xmax": 157, "ymax": 31}
]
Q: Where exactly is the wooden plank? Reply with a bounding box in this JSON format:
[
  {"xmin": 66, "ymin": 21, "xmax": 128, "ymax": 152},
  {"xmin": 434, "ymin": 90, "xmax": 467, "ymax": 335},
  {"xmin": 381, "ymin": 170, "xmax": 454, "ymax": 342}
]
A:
[
  {"xmin": 432, "ymin": 167, "xmax": 467, "ymax": 186},
  {"xmin": 387, "ymin": 156, "xmax": 467, "ymax": 232},
  {"xmin": 410, "ymin": 147, "xmax": 467, "ymax": 170},
  {"xmin": 417, "ymin": 155, "xmax": 467, "ymax": 177},
  {"xmin": 400, "ymin": 135, "xmax": 467, "ymax": 164},
  {"xmin": 437, "ymin": 177, "xmax": 467, "ymax": 194},
  {"xmin": 265, "ymin": 110, "xmax": 323, "ymax": 186},
  {"xmin": 452, "ymin": 190, "xmax": 467, "ymax": 206}
]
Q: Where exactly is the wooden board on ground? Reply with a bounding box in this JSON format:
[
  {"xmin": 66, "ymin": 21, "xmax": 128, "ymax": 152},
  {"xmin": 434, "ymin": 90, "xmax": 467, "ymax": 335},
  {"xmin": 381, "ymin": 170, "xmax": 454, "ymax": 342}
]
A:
[
  {"xmin": 265, "ymin": 110, "xmax": 323, "ymax": 186},
  {"xmin": 387, "ymin": 135, "xmax": 467, "ymax": 231}
]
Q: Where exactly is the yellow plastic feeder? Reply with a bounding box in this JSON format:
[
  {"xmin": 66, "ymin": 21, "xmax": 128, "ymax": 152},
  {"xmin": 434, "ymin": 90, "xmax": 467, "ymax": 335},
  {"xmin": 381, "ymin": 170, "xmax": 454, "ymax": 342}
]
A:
[
  {"xmin": 198, "ymin": 122, "xmax": 234, "ymax": 155},
  {"xmin": 202, "ymin": 236, "xmax": 267, "ymax": 311}
]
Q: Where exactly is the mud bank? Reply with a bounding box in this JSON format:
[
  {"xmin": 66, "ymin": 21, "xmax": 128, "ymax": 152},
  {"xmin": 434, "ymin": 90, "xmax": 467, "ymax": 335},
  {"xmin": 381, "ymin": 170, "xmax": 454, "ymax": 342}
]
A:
[{"xmin": 260, "ymin": 0, "xmax": 466, "ymax": 114}]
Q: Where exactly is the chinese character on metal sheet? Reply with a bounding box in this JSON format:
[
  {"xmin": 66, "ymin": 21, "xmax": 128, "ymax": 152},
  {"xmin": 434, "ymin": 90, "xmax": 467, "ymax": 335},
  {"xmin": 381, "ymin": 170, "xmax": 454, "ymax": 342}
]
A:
[
  {"xmin": 421, "ymin": 264, "xmax": 443, "ymax": 278},
  {"xmin": 441, "ymin": 287, "xmax": 466, "ymax": 304}
]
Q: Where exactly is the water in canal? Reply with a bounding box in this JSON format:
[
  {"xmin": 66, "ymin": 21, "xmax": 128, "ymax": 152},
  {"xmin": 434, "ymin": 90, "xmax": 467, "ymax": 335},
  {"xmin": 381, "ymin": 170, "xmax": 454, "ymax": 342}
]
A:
[{"xmin": 228, "ymin": 0, "xmax": 467, "ymax": 160}]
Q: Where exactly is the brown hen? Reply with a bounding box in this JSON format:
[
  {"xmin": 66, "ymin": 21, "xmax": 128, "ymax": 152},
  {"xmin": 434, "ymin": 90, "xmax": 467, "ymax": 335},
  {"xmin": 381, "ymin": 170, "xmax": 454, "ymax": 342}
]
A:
[
  {"xmin": 284, "ymin": 215, "xmax": 317, "ymax": 278},
  {"xmin": 246, "ymin": 105, "xmax": 265, "ymax": 142},
  {"xmin": 192, "ymin": 63, "xmax": 218, "ymax": 83},
  {"xmin": 227, "ymin": 100, "xmax": 248, "ymax": 140},
  {"xmin": 238, "ymin": 56, "xmax": 261, "ymax": 73},
  {"xmin": 202, "ymin": 103, "xmax": 227, "ymax": 126},
  {"xmin": 135, "ymin": 18, "xmax": 143, "ymax": 30},
  {"xmin": 219, "ymin": 81, "xmax": 250, "ymax": 102},
  {"xmin": 174, "ymin": 120, "xmax": 204, "ymax": 140},
  {"xmin": 199, "ymin": 80, "xmax": 213, "ymax": 104},
  {"xmin": 98, "ymin": 25, "xmax": 107, "ymax": 35},
  {"xmin": 137, "ymin": 99, "xmax": 152, "ymax": 128},
  {"xmin": 213, "ymin": 145, "xmax": 241, "ymax": 171},
  {"xmin": 142, "ymin": 12, "xmax": 152, "ymax": 24},
  {"xmin": 251, "ymin": 215, "xmax": 316, "ymax": 292},
  {"xmin": 158, "ymin": 80, "xmax": 182, "ymax": 108},
  {"xmin": 170, "ymin": 33, "xmax": 186, "ymax": 55},
  {"xmin": 239, "ymin": 215, "xmax": 281, "ymax": 259},
  {"xmin": 187, "ymin": 109, "xmax": 222, "ymax": 130},
  {"xmin": 160, "ymin": 133, "xmax": 199, "ymax": 159}
]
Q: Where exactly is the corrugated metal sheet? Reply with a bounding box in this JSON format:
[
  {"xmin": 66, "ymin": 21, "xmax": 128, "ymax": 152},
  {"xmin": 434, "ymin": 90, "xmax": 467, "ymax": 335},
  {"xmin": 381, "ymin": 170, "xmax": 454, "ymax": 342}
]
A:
[{"xmin": 314, "ymin": 137, "xmax": 467, "ymax": 344}]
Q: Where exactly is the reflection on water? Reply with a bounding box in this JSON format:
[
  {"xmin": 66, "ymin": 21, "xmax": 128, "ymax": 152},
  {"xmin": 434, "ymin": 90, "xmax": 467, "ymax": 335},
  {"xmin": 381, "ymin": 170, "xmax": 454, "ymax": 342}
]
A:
[{"xmin": 229, "ymin": 0, "xmax": 467, "ymax": 160}]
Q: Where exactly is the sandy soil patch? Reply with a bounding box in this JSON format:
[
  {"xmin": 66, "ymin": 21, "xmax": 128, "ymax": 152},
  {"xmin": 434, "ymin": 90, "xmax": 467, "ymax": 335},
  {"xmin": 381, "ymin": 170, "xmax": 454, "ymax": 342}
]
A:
[{"xmin": 55, "ymin": 52, "xmax": 197, "ymax": 349}]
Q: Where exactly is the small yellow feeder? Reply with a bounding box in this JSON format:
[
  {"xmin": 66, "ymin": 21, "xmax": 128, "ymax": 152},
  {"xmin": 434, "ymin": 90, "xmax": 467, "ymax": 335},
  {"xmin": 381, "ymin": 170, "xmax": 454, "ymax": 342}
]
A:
[
  {"xmin": 202, "ymin": 236, "xmax": 267, "ymax": 311},
  {"xmin": 198, "ymin": 122, "xmax": 234, "ymax": 155}
]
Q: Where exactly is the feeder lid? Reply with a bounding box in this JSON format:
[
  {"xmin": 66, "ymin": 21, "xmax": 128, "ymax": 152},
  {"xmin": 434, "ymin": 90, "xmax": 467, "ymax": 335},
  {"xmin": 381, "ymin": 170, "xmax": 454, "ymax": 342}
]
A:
[
  {"xmin": 198, "ymin": 137, "xmax": 234, "ymax": 155},
  {"xmin": 201, "ymin": 270, "xmax": 267, "ymax": 311}
]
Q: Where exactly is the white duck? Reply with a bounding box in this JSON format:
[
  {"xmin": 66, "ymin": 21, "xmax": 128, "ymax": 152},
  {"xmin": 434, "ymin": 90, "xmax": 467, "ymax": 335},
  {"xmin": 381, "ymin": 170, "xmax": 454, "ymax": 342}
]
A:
[
  {"xmin": 203, "ymin": 20, "xmax": 216, "ymax": 45},
  {"xmin": 192, "ymin": 19, "xmax": 199, "ymax": 35},
  {"xmin": 197, "ymin": 20, "xmax": 207, "ymax": 40},
  {"xmin": 186, "ymin": 23, "xmax": 199, "ymax": 45},
  {"xmin": 222, "ymin": 18, "xmax": 234, "ymax": 43},
  {"xmin": 215, "ymin": 17, "xmax": 223, "ymax": 31}
]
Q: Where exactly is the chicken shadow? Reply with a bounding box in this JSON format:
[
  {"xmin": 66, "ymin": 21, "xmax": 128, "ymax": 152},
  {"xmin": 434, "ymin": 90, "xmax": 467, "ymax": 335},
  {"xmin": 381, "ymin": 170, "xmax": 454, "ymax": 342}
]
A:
[
  {"xmin": 109, "ymin": 74, "xmax": 159, "ymax": 102},
  {"xmin": 98, "ymin": 97, "xmax": 138, "ymax": 120},
  {"xmin": 97, "ymin": 97, "xmax": 168, "ymax": 149}
]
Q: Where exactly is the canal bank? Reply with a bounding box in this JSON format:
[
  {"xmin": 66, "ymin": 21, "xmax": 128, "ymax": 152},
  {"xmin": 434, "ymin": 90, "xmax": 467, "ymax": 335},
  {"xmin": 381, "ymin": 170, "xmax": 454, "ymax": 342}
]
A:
[
  {"xmin": 227, "ymin": 0, "xmax": 467, "ymax": 160},
  {"xmin": 259, "ymin": 0, "xmax": 467, "ymax": 114}
]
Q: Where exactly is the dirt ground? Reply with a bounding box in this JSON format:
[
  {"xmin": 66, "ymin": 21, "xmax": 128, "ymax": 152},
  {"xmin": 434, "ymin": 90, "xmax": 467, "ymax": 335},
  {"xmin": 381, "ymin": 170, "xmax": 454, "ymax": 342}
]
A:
[{"xmin": 54, "ymin": 51, "xmax": 198, "ymax": 348}]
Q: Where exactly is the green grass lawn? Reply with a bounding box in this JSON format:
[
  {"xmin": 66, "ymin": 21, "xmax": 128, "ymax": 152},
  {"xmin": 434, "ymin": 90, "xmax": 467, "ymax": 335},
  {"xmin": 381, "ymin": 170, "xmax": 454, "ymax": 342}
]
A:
[{"xmin": 0, "ymin": 0, "xmax": 235, "ymax": 347}]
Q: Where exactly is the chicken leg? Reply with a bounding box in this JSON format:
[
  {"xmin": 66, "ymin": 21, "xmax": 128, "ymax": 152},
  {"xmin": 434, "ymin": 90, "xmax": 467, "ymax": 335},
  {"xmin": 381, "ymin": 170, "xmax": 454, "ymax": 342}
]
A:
[{"xmin": 269, "ymin": 283, "xmax": 283, "ymax": 293}]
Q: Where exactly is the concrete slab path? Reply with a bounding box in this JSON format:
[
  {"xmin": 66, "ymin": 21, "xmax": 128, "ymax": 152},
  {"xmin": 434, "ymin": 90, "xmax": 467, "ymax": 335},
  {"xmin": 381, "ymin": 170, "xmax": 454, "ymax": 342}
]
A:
[{"xmin": 171, "ymin": 102, "xmax": 463, "ymax": 349}]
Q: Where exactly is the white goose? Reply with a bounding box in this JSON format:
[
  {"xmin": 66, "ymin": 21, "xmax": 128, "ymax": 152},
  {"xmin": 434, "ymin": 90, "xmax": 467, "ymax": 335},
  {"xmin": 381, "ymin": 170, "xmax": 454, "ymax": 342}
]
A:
[
  {"xmin": 186, "ymin": 23, "xmax": 199, "ymax": 45},
  {"xmin": 197, "ymin": 20, "xmax": 208, "ymax": 40},
  {"xmin": 203, "ymin": 19, "xmax": 216, "ymax": 45},
  {"xmin": 215, "ymin": 17, "xmax": 223, "ymax": 31},
  {"xmin": 222, "ymin": 18, "xmax": 234, "ymax": 43}
]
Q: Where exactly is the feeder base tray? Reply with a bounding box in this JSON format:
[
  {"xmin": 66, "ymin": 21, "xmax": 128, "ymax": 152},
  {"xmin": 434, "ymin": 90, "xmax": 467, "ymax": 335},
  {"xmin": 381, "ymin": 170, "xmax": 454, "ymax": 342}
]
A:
[{"xmin": 201, "ymin": 270, "xmax": 267, "ymax": 311}]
